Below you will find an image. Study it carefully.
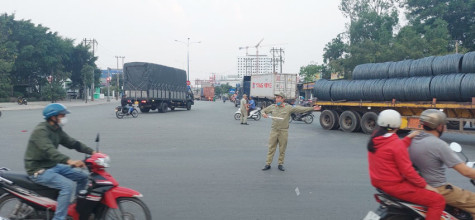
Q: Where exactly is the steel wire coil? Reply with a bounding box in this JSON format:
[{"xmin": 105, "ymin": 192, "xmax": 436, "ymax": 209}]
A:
[
  {"xmin": 403, "ymin": 76, "xmax": 432, "ymax": 101},
  {"xmin": 362, "ymin": 79, "xmax": 386, "ymax": 101},
  {"xmin": 430, "ymin": 74, "xmax": 465, "ymax": 101},
  {"xmin": 314, "ymin": 79, "xmax": 333, "ymax": 101},
  {"xmin": 432, "ymin": 54, "xmax": 463, "ymax": 75},
  {"xmin": 462, "ymin": 52, "xmax": 475, "ymax": 73},
  {"xmin": 461, "ymin": 73, "xmax": 475, "ymax": 101},
  {"xmin": 330, "ymin": 80, "xmax": 351, "ymax": 101},
  {"xmin": 410, "ymin": 56, "xmax": 435, "ymax": 77},
  {"xmin": 388, "ymin": 60, "xmax": 412, "ymax": 78},
  {"xmin": 383, "ymin": 78, "xmax": 409, "ymax": 101}
]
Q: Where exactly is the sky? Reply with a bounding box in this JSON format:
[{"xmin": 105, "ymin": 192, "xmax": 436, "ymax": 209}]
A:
[{"xmin": 2, "ymin": 0, "xmax": 347, "ymax": 82}]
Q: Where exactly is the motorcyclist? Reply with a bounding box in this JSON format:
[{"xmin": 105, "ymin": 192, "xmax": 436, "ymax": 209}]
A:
[
  {"xmin": 367, "ymin": 109, "xmax": 445, "ymax": 220},
  {"xmin": 121, "ymin": 94, "xmax": 133, "ymax": 114},
  {"xmin": 409, "ymin": 109, "xmax": 475, "ymax": 218},
  {"xmin": 24, "ymin": 103, "xmax": 95, "ymax": 220},
  {"xmin": 248, "ymin": 96, "xmax": 256, "ymax": 115}
]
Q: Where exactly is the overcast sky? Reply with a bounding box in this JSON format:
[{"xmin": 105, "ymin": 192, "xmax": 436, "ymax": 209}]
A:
[{"xmin": 2, "ymin": 0, "xmax": 347, "ymax": 82}]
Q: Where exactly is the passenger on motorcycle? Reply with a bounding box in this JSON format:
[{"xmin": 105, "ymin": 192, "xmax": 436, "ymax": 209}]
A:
[
  {"xmin": 121, "ymin": 94, "xmax": 133, "ymax": 114},
  {"xmin": 24, "ymin": 103, "xmax": 96, "ymax": 220},
  {"xmin": 410, "ymin": 109, "xmax": 475, "ymax": 218},
  {"xmin": 367, "ymin": 109, "xmax": 445, "ymax": 220}
]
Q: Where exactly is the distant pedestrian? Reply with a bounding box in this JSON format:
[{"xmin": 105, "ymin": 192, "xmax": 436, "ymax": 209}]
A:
[
  {"xmin": 240, "ymin": 94, "xmax": 249, "ymax": 125},
  {"xmin": 261, "ymin": 92, "xmax": 320, "ymax": 171}
]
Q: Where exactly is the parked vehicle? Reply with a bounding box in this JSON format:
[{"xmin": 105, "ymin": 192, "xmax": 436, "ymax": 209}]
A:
[
  {"xmin": 115, "ymin": 106, "xmax": 138, "ymax": 119},
  {"xmin": 363, "ymin": 142, "xmax": 474, "ymax": 220},
  {"xmin": 123, "ymin": 62, "xmax": 194, "ymax": 113},
  {"xmin": 234, "ymin": 108, "xmax": 261, "ymax": 121},
  {"xmin": 17, "ymin": 97, "xmax": 27, "ymax": 105},
  {"xmin": 0, "ymin": 135, "xmax": 151, "ymax": 220},
  {"xmin": 249, "ymin": 73, "xmax": 297, "ymax": 107},
  {"xmin": 290, "ymin": 111, "xmax": 314, "ymax": 124}
]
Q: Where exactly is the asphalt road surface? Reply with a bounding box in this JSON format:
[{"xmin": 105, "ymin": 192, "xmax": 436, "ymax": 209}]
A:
[{"xmin": 1, "ymin": 100, "xmax": 475, "ymax": 220}]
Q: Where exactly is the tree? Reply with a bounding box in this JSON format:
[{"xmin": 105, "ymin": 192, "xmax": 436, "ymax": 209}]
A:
[
  {"xmin": 0, "ymin": 14, "xmax": 16, "ymax": 99},
  {"xmin": 299, "ymin": 64, "xmax": 329, "ymax": 82},
  {"xmin": 401, "ymin": 0, "xmax": 475, "ymax": 51}
]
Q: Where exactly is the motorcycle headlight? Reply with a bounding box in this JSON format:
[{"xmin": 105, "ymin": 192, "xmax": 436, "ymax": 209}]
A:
[{"xmin": 95, "ymin": 156, "xmax": 111, "ymax": 168}]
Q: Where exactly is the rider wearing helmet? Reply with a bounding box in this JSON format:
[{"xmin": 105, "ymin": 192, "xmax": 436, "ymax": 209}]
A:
[
  {"xmin": 410, "ymin": 109, "xmax": 475, "ymax": 218},
  {"xmin": 368, "ymin": 109, "xmax": 445, "ymax": 220},
  {"xmin": 24, "ymin": 103, "xmax": 95, "ymax": 220}
]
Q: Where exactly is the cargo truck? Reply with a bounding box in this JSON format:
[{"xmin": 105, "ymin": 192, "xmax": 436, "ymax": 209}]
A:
[
  {"xmin": 123, "ymin": 62, "xmax": 194, "ymax": 113},
  {"xmin": 313, "ymin": 51, "xmax": 475, "ymax": 135},
  {"xmin": 235, "ymin": 73, "xmax": 297, "ymax": 107},
  {"xmin": 202, "ymin": 86, "xmax": 215, "ymax": 101}
]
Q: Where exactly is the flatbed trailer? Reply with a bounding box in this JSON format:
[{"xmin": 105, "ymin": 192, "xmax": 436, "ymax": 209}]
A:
[{"xmin": 315, "ymin": 98, "xmax": 475, "ymax": 134}]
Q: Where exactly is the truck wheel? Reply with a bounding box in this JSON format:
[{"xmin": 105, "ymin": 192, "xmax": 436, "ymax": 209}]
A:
[
  {"xmin": 234, "ymin": 113, "xmax": 241, "ymax": 120},
  {"xmin": 339, "ymin": 111, "xmax": 361, "ymax": 132},
  {"xmin": 140, "ymin": 107, "xmax": 150, "ymax": 113},
  {"xmin": 162, "ymin": 103, "xmax": 168, "ymax": 113},
  {"xmin": 361, "ymin": 112, "xmax": 378, "ymax": 134},
  {"xmin": 320, "ymin": 110, "xmax": 339, "ymax": 130},
  {"xmin": 186, "ymin": 101, "xmax": 192, "ymax": 110}
]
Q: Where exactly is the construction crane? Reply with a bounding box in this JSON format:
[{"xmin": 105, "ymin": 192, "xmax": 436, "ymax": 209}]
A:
[{"xmin": 254, "ymin": 38, "xmax": 264, "ymax": 75}]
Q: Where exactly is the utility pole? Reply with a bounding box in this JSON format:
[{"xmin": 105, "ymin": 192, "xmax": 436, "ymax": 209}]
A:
[
  {"xmin": 107, "ymin": 68, "xmax": 111, "ymax": 102},
  {"xmin": 279, "ymin": 48, "xmax": 284, "ymax": 74},
  {"xmin": 175, "ymin": 38, "xmax": 201, "ymax": 81},
  {"xmin": 119, "ymin": 56, "xmax": 125, "ymax": 91},
  {"xmin": 115, "ymin": 56, "xmax": 122, "ymax": 100},
  {"xmin": 270, "ymin": 48, "xmax": 284, "ymax": 74},
  {"xmin": 83, "ymin": 38, "xmax": 97, "ymax": 101}
]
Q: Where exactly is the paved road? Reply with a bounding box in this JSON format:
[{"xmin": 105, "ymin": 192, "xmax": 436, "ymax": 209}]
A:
[{"xmin": 1, "ymin": 100, "xmax": 475, "ymax": 219}]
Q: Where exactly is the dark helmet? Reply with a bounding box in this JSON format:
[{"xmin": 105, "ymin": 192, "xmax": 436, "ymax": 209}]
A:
[
  {"xmin": 420, "ymin": 109, "xmax": 447, "ymax": 129},
  {"xmin": 43, "ymin": 103, "xmax": 70, "ymax": 119}
]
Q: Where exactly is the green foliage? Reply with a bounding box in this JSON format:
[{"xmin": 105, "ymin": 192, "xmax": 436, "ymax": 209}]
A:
[
  {"xmin": 214, "ymin": 83, "xmax": 232, "ymax": 96},
  {"xmin": 299, "ymin": 64, "xmax": 329, "ymax": 82},
  {"xmin": 321, "ymin": 0, "xmax": 459, "ymax": 79},
  {"xmin": 0, "ymin": 13, "xmax": 98, "ymax": 101}
]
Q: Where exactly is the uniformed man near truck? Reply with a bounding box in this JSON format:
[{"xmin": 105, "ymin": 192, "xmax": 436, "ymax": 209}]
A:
[
  {"xmin": 240, "ymin": 94, "xmax": 249, "ymax": 125},
  {"xmin": 261, "ymin": 92, "xmax": 320, "ymax": 171}
]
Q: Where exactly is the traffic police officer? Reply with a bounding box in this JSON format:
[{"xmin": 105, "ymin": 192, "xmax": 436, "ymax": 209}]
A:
[
  {"xmin": 240, "ymin": 94, "xmax": 249, "ymax": 125},
  {"xmin": 261, "ymin": 92, "xmax": 320, "ymax": 171}
]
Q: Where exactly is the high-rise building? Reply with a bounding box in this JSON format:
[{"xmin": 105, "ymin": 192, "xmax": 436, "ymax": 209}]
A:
[{"xmin": 237, "ymin": 55, "xmax": 281, "ymax": 77}]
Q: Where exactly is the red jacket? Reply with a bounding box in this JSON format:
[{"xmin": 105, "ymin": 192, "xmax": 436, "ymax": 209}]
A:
[{"xmin": 368, "ymin": 133, "xmax": 426, "ymax": 188}]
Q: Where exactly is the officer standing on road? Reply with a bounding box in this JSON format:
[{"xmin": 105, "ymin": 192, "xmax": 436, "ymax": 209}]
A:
[
  {"xmin": 240, "ymin": 94, "xmax": 249, "ymax": 125},
  {"xmin": 261, "ymin": 92, "xmax": 320, "ymax": 171}
]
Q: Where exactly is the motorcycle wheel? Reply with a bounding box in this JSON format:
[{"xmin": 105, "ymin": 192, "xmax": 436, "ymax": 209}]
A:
[
  {"xmin": 0, "ymin": 194, "xmax": 36, "ymax": 219},
  {"xmin": 101, "ymin": 197, "xmax": 152, "ymax": 220},
  {"xmin": 131, "ymin": 109, "xmax": 139, "ymax": 118},
  {"xmin": 234, "ymin": 113, "xmax": 241, "ymax": 120},
  {"xmin": 304, "ymin": 115, "xmax": 314, "ymax": 124},
  {"xmin": 116, "ymin": 111, "xmax": 124, "ymax": 119},
  {"xmin": 254, "ymin": 112, "xmax": 261, "ymax": 121}
]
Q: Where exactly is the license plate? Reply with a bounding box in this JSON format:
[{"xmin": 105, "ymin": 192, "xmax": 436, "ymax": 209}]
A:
[{"xmin": 363, "ymin": 211, "xmax": 380, "ymax": 220}]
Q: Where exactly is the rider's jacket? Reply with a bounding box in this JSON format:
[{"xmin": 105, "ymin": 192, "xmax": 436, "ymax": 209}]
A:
[
  {"xmin": 368, "ymin": 133, "xmax": 426, "ymax": 188},
  {"xmin": 24, "ymin": 122, "xmax": 94, "ymax": 175}
]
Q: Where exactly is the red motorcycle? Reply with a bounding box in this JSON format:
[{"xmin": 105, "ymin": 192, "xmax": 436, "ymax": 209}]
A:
[{"xmin": 0, "ymin": 136, "xmax": 151, "ymax": 220}]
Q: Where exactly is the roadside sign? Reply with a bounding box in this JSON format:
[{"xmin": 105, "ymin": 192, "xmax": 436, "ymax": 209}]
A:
[{"xmin": 186, "ymin": 81, "xmax": 191, "ymax": 86}]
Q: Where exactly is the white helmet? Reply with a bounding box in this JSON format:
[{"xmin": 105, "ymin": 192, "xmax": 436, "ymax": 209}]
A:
[{"xmin": 377, "ymin": 109, "xmax": 401, "ymax": 129}]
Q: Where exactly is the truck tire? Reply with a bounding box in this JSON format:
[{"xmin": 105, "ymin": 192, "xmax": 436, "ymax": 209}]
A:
[
  {"xmin": 339, "ymin": 110, "xmax": 361, "ymax": 132},
  {"xmin": 361, "ymin": 112, "xmax": 378, "ymax": 134},
  {"xmin": 186, "ymin": 101, "xmax": 192, "ymax": 110},
  {"xmin": 140, "ymin": 107, "xmax": 150, "ymax": 113},
  {"xmin": 320, "ymin": 110, "xmax": 339, "ymax": 130},
  {"xmin": 162, "ymin": 102, "xmax": 168, "ymax": 113}
]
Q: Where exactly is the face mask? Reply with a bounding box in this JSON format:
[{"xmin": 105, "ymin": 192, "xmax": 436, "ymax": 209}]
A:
[
  {"xmin": 59, "ymin": 117, "xmax": 68, "ymax": 127},
  {"xmin": 276, "ymin": 102, "xmax": 282, "ymax": 106}
]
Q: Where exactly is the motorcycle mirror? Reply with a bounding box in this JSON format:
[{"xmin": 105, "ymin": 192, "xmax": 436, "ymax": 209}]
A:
[
  {"xmin": 95, "ymin": 133, "xmax": 100, "ymax": 153},
  {"xmin": 449, "ymin": 142, "xmax": 462, "ymax": 153},
  {"xmin": 95, "ymin": 133, "xmax": 100, "ymax": 142}
]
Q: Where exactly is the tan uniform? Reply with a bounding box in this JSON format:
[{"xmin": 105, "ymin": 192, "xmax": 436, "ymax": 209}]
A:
[
  {"xmin": 240, "ymin": 98, "xmax": 248, "ymax": 124},
  {"xmin": 436, "ymin": 184, "xmax": 475, "ymax": 218},
  {"xmin": 262, "ymin": 104, "xmax": 314, "ymax": 165}
]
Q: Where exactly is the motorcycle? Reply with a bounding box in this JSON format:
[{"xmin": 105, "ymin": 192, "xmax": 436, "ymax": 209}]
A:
[
  {"xmin": 0, "ymin": 134, "xmax": 151, "ymax": 220},
  {"xmin": 17, "ymin": 97, "xmax": 27, "ymax": 105},
  {"xmin": 234, "ymin": 107, "xmax": 261, "ymax": 121},
  {"xmin": 363, "ymin": 142, "xmax": 474, "ymax": 220},
  {"xmin": 115, "ymin": 106, "xmax": 138, "ymax": 119},
  {"xmin": 289, "ymin": 111, "xmax": 314, "ymax": 124}
]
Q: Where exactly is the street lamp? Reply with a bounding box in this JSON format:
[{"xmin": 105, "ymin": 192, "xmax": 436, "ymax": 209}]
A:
[{"xmin": 175, "ymin": 38, "xmax": 201, "ymax": 81}]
